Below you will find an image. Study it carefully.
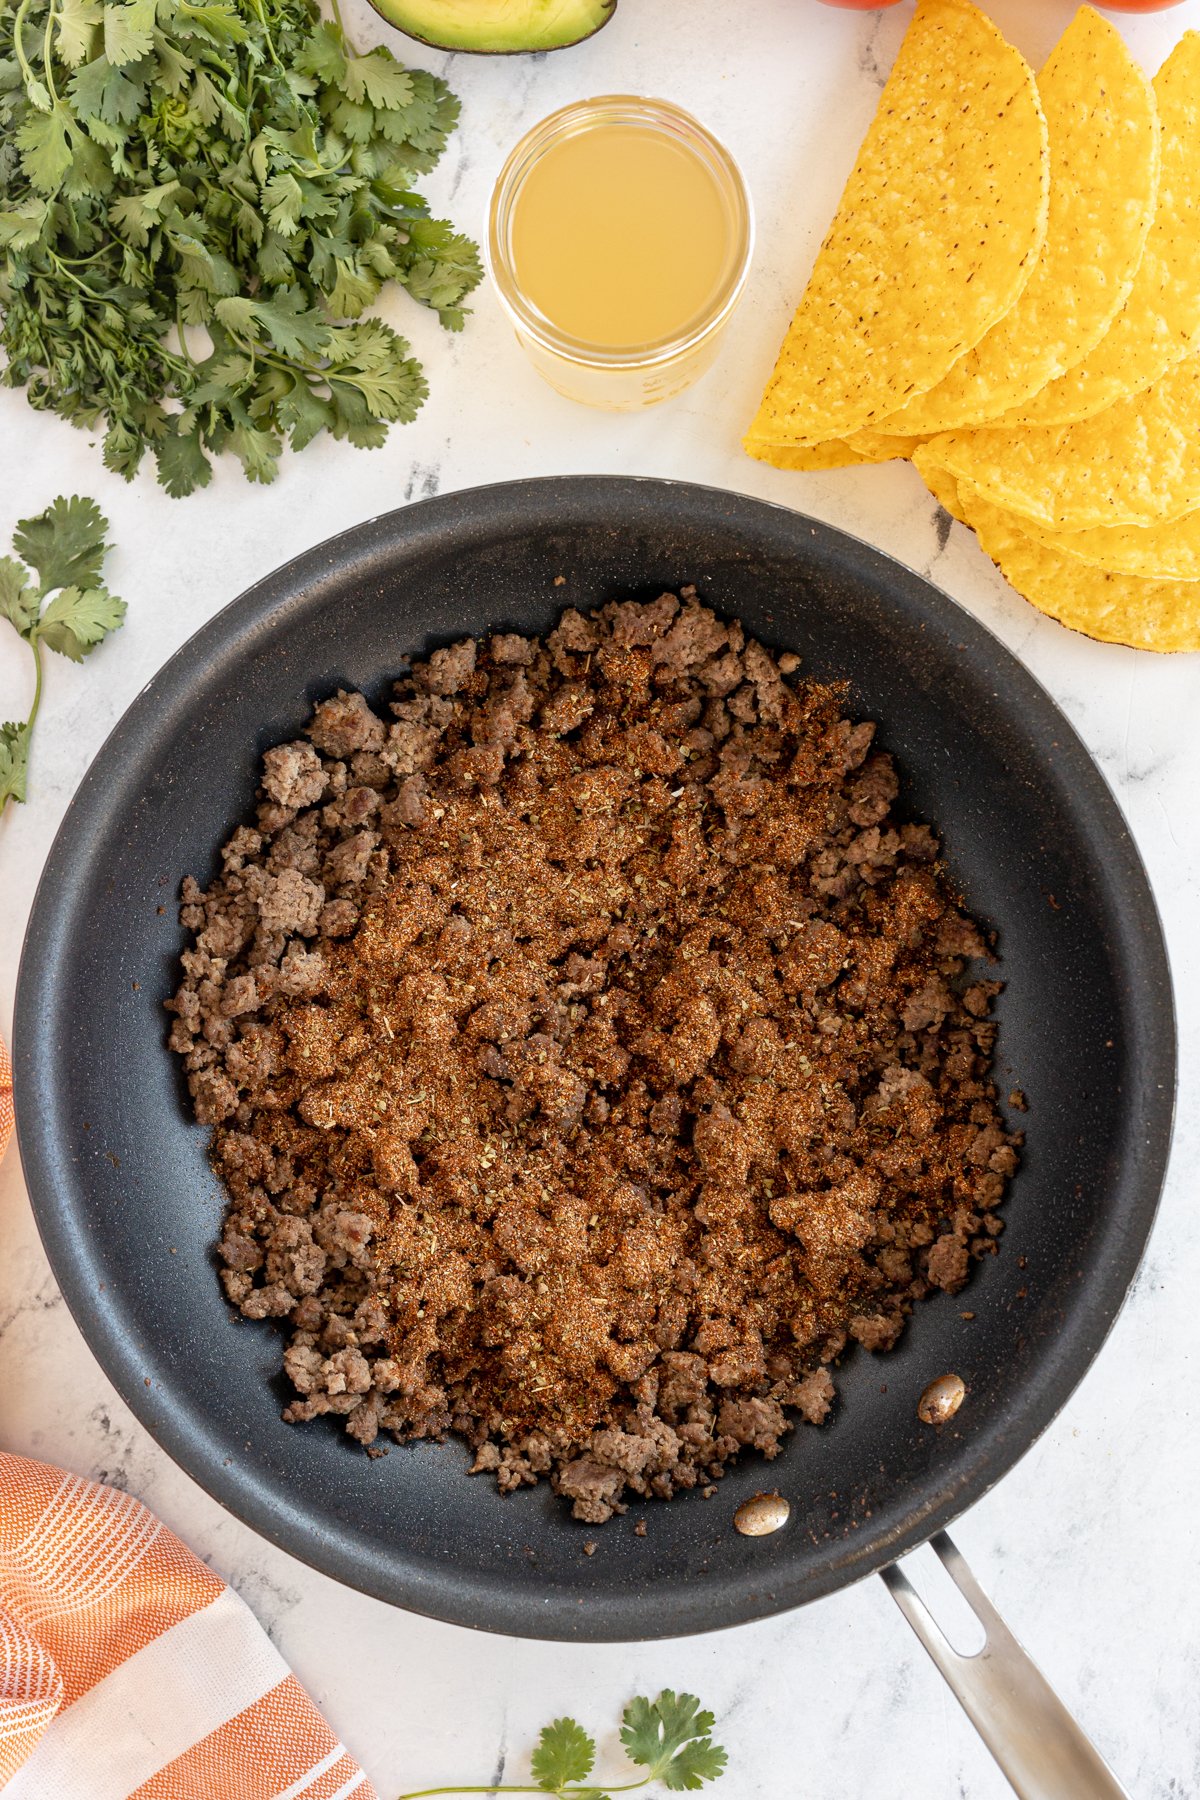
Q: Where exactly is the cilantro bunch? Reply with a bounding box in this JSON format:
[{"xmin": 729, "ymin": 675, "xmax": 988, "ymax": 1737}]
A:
[
  {"xmin": 398, "ymin": 1690, "xmax": 728, "ymax": 1800},
  {"xmin": 1, "ymin": 495, "xmax": 125, "ymax": 811},
  {"xmin": 0, "ymin": 0, "xmax": 482, "ymax": 495}
]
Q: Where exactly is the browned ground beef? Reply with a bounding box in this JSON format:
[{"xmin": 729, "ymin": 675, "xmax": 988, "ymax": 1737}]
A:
[{"xmin": 167, "ymin": 591, "xmax": 1020, "ymax": 1521}]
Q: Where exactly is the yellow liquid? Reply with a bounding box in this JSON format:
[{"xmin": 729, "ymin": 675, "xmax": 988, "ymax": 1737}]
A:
[{"xmin": 510, "ymin": 123, "xmax": 733, "ymax": 349}]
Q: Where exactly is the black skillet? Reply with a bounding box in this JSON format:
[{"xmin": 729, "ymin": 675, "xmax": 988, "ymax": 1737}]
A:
[{"xmin": 14, "ymin": 478, "xmax": 1174, "ymax": 1796}]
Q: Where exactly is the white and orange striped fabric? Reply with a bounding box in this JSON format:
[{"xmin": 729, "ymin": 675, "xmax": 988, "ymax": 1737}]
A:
[
  {"xmin": 0, "ymin": 1039, "xmax": 12, "ymax": 1161},
  {"xmin": 0, "ymin": 1043, "xmax": 378, "ymax": 1799}
]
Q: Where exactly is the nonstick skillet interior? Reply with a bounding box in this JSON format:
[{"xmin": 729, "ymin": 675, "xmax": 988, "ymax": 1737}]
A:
[{"xmin": 14, "ymin": 477, "xmax": 1175, "ymax": 1640}]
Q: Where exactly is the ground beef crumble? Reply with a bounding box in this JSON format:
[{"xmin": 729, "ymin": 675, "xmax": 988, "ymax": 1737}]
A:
[{"xmin": 167, "ymin": 591, "xmax": 1020, "ymax": 1521}]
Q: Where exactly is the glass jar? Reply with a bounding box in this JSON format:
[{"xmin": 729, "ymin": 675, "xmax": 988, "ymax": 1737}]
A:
[{"xmin": 487, "ymin": 96, "xmax": 754, "ymax": 411}]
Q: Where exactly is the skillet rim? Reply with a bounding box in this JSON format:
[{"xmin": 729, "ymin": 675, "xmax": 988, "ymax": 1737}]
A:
[{"xmin": 13, "ymin": 475, "xmax": 1177, "ymax": 1639}]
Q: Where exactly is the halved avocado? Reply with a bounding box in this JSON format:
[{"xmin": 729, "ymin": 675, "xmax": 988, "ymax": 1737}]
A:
[{"xmin": 368, "ymin": 0, "xmax": 616, "ymax": 53}]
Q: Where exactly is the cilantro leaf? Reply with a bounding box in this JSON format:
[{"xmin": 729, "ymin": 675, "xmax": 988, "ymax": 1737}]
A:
[
  {"xmin": 14, "ymin": 495, "xmax": 110, "ymax": 595},
  {"xmin": 326, "ymin": 320, "xmax": 426, "ymax": 420},
  {"xmin": 154, "ymin": 428, "xmax": 213, "ymax": 498},
  {"xmin": 16, "ymin": 104, "xmax": 73, "ymax": 194},
  {"xmin": 36, "ymin": 585, "xmax": 126, "ymax": 660},
  {"xmin": 256, "ymin": 228, "xmax": 295, "ymax": 284},
  {"xmin": 172, "ymin": 0, "xmax": 249, "ymax": 45},
  {"xmin": 109, "ymin": 179, "xmax": 180, "ymax": 243},
  {"xmin": 227, "ymin": 420, "xmax": 280, "ymax": 484},
  {"xmin": 70, "ymin": 53, "xmax": 145, "ymax": 126},
  {"xmin": 170, "ymin": 230, "xmax": 240, "ymax": 297},
  {"xmin": 0, "ymin": 196, "xmax": 50, "ymax": 251},
  {"xmin": 660, "ymin": 1741, "xmax": 728, "ymax": 1791},
  {"xmin": 296, "ymin": 21, "xmax": 346, "ymax": 82},
  {"xmin": 0, "ymin": 721, "xmax": 32, "ymax": 810},
  {"xmin": 212, "ymin": 295, "xmax": 258, "ymax": 337},
  {"xmin": 251, "ymin": 288, "xmax": 329, "ymax": 359},
  {"xmin": 326, "ymin": 258, "xmax": 379, "ymax": 320},
  {"xmin": 397, "ymin": 225, "xmax": 483, "ymax": 329},
  {"xmin": 187, "ymin": 64, "xmax": 222, "ymax": 125},
  {"xmin": 21, "ymin": 75, "xmax": 54, "ymax": 113},
  {"xmin": 263, "ymin": 170, "xmax": 304, "ymax": 236},
  {"xmin": 102, "ymin": 0, "xmax": 156, "ymax": 68},
  {"xmin": 60, "ymin": 127, "xmax": 112, "ymax": 200},
  {"xmin": 530, "ymin": 1717, "xmax": 596, "ymax": 1791},
  {"xmin": 103, "ymin": 419, "xmax": 146, "ymax": 481},
  {"xmin": 326, "ymin": 92, "xmax": 374, "ymax": 144},
  {"xmin": 327, "ymin": 385, "xmax": 389, "ymax": 449},
  {"xmin": 620, "ymin": 1692, "xmax": 728, "ymax": 1792},
  {"xmin": 277, "ymin": 378, "xmax": 333, "ymax": 452},
  {"xmin": 341, "ymin": 50, "xmax": 412, "ymax": 110},
  {"xmin": 153, "ymin": 33, "xmax": 193, "ymax": 93},
  {"xmin": 55, "ymin": 0, "xmax": 104, "ymax": 67},
  {"xmin": 0, "ymin": 560, "xmax": 38, "ymax": 638}
]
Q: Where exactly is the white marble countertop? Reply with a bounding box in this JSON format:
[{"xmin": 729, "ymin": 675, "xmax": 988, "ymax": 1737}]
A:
[{"xmin": 3, "ymin": 2, "xmax": 1199, "ymax": 1794}]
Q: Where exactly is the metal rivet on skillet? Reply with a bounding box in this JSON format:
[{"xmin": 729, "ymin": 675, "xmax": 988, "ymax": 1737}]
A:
[
  {"xmin": 733, "ymin": 1492, "xmax": 791, "ymax": 1536},
  {"xmin": 917, "ymin": 1373, "xmax": 966, "ymax": 1426}
]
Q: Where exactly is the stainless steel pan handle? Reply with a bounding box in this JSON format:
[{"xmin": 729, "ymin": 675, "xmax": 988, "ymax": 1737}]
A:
[{"xmin": 881, "ymin": 1532, "xmax": 1129, "ymax": 1800}]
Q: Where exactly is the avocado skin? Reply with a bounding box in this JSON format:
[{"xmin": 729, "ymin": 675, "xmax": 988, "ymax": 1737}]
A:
[{"xmin": 366, "ymin": 0, "xmax": 616, "ymax": 53}]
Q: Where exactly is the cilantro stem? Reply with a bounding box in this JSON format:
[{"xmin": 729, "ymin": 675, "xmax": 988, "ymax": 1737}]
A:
[
  {"xmin": 327, "ymin": 0, "xmax": 359, "ymax": 58},
  {"xmin": 396, "ymin": 1779, "xmax": 653, "ymax": 1798},
  {"xmin": 42, "ymin": 0, "xmax": 60, "ymax": 104},
  {"xmin": 42, "ymin": 252, "xmax": 194, "ymax": 381},
  {"xmin": 53, "ymin": 247, "xmax": 112, "ymax": 267},
  {"xmin": 12, "ymin": 0, "xmax": 39, "ymax": 96},
  {"xmin": 26, "ymin": 631, "xmax": 45, "ymax": 744},
  {"xmin": 395, "ymin": 1787, "xmax": 546, "ymax": 1797},
  {"xmin": 222, "ymin": 324, "xmax": 379, "ymax": 403},
  {"xmin": 175, "ymin": 306, "xmax": 199, "ymax": 365},
  {"xmin": 48, "ymin": 254, "xmax": 103, "ymax": 296},
  {"xmin": 245, "ymin": 0, "xmax": 282, "ymax": 68}
]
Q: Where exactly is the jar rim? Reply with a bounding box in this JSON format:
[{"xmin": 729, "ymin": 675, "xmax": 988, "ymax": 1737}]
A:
[{"xmin": 487, "ymin": 95, "xmax": 755, "ymax": 371}]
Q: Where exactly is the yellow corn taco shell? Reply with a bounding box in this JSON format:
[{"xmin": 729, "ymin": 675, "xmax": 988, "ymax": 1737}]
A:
[
  {"xmin": 920, "ymin": 352, "xmax": 1200, "ymax": 530},
  {"xmin": 1000, "ymin": 32, "xmax": 1200, "ymax": 429},
  {"xmin": 745, "ymin": 433, "xmax": 924, "ymax": 471},
  {"xmin": 876, "ymin": 9, "xmax": 1159, "ymax": 437},
  {"xmin": 917, "ymin": 464, "xmax": 1200, "ymax": 652},
  {"xmin": 1014, "ymin": 506, "xmax": 1200, "ymax": 583},
  {"xmin": 743, "ymin": 0, "xmax": 1048, "ymax": 449}
]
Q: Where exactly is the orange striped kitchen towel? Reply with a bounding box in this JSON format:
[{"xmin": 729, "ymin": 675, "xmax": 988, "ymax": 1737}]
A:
[
  {"xmin": 0, "ymin": 1052, "xmax": 378, "ymax": 1799},
  {"xmin": 0, "ymin": 1038, "xmax": 12, "ymax": 1163}
]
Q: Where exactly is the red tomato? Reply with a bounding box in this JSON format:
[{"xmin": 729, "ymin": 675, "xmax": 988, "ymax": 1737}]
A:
[{"xmin": 1097, "ymin": 1, "xmax": 1186, "ymax": 8}]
